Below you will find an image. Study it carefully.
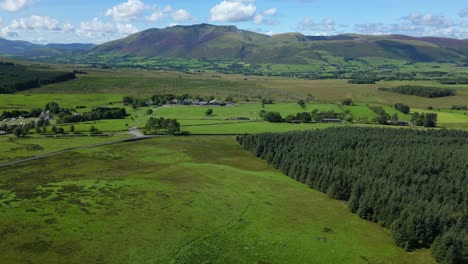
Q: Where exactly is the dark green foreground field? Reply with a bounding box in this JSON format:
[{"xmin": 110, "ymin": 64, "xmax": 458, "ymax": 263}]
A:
[{"xmin": 0, "ymin": 137, "xmax": 433, "ymax": 264}]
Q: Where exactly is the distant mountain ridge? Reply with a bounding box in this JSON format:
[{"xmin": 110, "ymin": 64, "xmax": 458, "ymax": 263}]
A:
[
  {"xmin": 89, "ymin": 24, "xmax": 468, "ymax": 63},
  {"xmin": 1, "ymin": 24, "xmax": 467, "ymax": 64},
  {"xmin": 0, "ymin": 39, "xmax": 96, "ymax": 56}
]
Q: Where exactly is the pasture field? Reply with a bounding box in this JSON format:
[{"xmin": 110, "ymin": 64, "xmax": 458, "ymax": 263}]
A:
[
  {"xmin": 2, "ymin": 92, "xmax": 468, "ymax": 137},
  {"xmin": 0, "ymin": 134, "xmax": 131, "ymax": 164},
  {"xmin": 0, "ymin": 137, "xmax": 434, "ymax": 264},
  {"xmin": 0, "ymin": 94, "xmax": 125, "ymax": 110},
  {"xmin": 153, "ymin": 103, "xmax": 343, "ymax": 120},
  {"xmin": 19, "ymin": 68, "xmax": 468, "ymax": 109}
]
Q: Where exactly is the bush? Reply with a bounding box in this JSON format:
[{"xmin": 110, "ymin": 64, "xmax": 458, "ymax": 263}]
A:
[{"xmin": 394, "ymin": 103, "xmax": 410, "ymax": 114}]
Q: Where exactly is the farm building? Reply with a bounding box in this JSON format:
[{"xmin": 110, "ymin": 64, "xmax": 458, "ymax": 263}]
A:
[
  {"xmin": 321, "ymin": 118, "xmax": 343, "ymax": 123},
  {"xmin": 208, "ymin": 99, "xmax": 225, "ymax": 106}
]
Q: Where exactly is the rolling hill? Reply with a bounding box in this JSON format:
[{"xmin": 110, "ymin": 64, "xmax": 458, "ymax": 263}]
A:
[
  {"xmin": 0, "ymin": 38, "xmax": 95, "ymax": 56},
  {"xmin": 88, "ymin": 24, "xmax": 468, "ymax": 64}
]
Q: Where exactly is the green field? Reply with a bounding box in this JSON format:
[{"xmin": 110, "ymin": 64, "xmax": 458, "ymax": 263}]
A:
[
  {"xmin": 0, "ymin": 137, "xmax": 434, "ymax": 263},
  {"xmin": 1, "ymin": 66, "xmax": 467, "ymax": 264},
  {"xmin": 0, "ymin": 134, "xmax": 131, "ymax": 164},
  {"xmin": 17, "ymin": 68, "xmax": 468, "ymax": 109}
]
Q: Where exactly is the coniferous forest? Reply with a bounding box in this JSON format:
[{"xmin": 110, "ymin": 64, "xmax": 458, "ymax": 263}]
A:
[
  {"xmin": 237, "ymin": 127, "xmax": 467, "ymax": 264},
  {"xmin": 0, "ymin": 62, "xmax": 76, "ymax": 93}
]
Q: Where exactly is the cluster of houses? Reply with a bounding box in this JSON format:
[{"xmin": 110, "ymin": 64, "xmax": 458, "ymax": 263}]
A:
[
  {"xmin": 1, "ymin": 110, "xmax": 51, "ymax": 124},
  {"xmin": 167, "ymin": 99, "xmax": 227, "ymax": 106}
]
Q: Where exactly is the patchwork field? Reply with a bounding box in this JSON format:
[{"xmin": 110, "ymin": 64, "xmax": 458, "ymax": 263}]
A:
[
  {"xmin": 0, "ymin": 137, "xmax": 434, "ymax": 264},
  {"xmin": 21, "ymin": 68, "xmax": 468, "ymax": 109}
]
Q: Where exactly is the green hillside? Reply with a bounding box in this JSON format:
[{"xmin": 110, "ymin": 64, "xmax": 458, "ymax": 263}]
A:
[{"xmin": 88, "ymin": 24, "xmax": 468, "ymax": 64}]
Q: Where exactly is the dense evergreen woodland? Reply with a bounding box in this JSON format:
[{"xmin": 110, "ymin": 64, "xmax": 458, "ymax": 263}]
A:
[
  {"xmin": 237, "ymin": 127, "xmax": 467, "ymax": 264},
  {"xmin": 379, "ymin": 85, "xmax": 456, "ymax": 98},
  {"xmin": 0, "ymin": 62, "xmax": 75, "ymax": 93}
]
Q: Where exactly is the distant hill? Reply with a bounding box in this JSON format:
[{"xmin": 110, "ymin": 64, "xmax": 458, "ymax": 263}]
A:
[
  {"xmin": 89, "ymin": 24, "xmax": 468, "ymax": 63},
  {"xmin": 46, "ymin": 43, "xmax": 96, "ymax": 51},
  {"xmin": 0, "ymin": 38, "xmax": 95, "ymax": 56},
  {"xmin": 0, "ymin": 38, "xmax": 42, "ymax": 55}
]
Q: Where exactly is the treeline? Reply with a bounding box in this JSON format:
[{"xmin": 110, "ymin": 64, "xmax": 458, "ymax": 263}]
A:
[
  {"xmin": 0, "ymin": 109, "xmax": 42, "ymax": 119},
  {"xmin": 57, "ymin": 107, "xmax": 127, "ymax": 124},
  {"xmin": 451, "ymin": 105, "xmax": 468, "ymax": 110},
  {"xmin": 260, "ymin": 109, "xmax": 351, "ymax": 123},
  {"xmin": 237, "ymin": 128, "xmax": 467, "ymax": 264},
  {"xmin": 123, "ymin": 93, "xmax": 231, "ymax": 107},
  {"xmin": 370, "ymin": 105, "xmax": 437, "ymax": 127},
  {"xmin": 0, "ymin": 62, "xmax": 76, "ymax": 93},
  {"xmin": 145, "ymin": 117, "xmax": 180, "ymax": 135},
  {"xmin": 439, "ymin": 78, "xmax": 468, "ymax": 85},
  {"xmin": 379, "ymin": 86, "xmax": 455, "ymax": 98}
]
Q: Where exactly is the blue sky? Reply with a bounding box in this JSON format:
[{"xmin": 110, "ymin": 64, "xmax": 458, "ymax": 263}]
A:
[{"xmin": 0, "ymin": 0, "xmax": 466, "ymax": 43}]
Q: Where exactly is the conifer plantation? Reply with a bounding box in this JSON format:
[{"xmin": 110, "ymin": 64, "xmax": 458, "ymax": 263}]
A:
[{"xmin": 237, "ymin": 127, "xmax": 468, "ymax": 264}]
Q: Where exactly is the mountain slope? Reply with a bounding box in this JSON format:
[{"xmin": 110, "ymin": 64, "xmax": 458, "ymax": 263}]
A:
[
  {"xmin": 91, "ymin": 24, "xmax": 269, "ymax": 59},
  {"xmin": 89, "ymin": 24, "xmax": 468, "ymax": 64},
  {"xmin": 0, "ymin": 38, "xmax": 42, "ymax": 55}
]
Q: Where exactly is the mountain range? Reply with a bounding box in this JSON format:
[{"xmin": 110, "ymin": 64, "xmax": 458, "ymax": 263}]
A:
[
  {"xmin": 1, "ymin": 24, "xmax": 467, "ymax": 64},
  {"xmin": 0, "ymin": 39, "xmax": 95, "ymax": 56}
]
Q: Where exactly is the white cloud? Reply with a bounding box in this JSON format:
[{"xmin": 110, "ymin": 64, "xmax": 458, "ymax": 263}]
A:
[
  {"xmin": 1, "ymin": 15, "xmax": 64, "ymax": 36},
  {"xmin": 210, "ymin": 0, "xmax": 256, "ymax": 22},
  {"xmin": 76, "ymin": 18, "xmax": 138, "ymax": 42},
  {"xmin": 253, "ymin": 15, "xmax": 263, "ymax": 24},
  {"xmin": 78, "ymin": 18, "xmax": 137, "ymax": 35},
  {"xmin": 171, "ymin": 9, "xmax": 192, "ymax": 22},
  {"xmin": 263, "ymin": 8, "xmax": 277, "ymax": 16},
  {"xmin": 353, "ymin": 22, "xmax": 468, "ymax": 39},
  {"xmin": 147, "ymin": 6, "xmax": 165, "ymax": 22},
  {"xmin": 0, "ymin": 0, "xmax": 33, "ymax": 12},
  {"xmin": 298, "ymin": 18, "xmax": 336, "ymax": 32},
  {"xmin": 402, "ymin": 13, "xmax": 451, "ymax": 27},
  {"xmin": 105, "ymin": 0, "xmax": 146, "ymax": 22}
]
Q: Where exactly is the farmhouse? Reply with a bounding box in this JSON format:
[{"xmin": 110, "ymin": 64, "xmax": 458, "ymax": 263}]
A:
[
  {"xmin": 321, "ymin": 118, "xmax": 343, "ymax": 123},
  {"xmin": 396, "ymin": 121, "xmax": 409, "ymax": 126},
  {"xmin": 208, "ymin": 99, "xmax": 225, "ymax": 106},
  {"xmin": 182, "ymin": 99, "xmax": 193, "ymax": 105}
]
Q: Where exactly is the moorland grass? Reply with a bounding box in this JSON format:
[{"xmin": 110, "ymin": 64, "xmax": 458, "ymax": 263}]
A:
[
  {"xmin": 0, "ymin": 137, "xmax": 435, "ymax": 264},
  {"xmin": 0, "ymin": 134, "xmax": 131, "ymax": 163},
  {"xmin": 20, "ymin": 68, "xmax": 468, "ymax": 109}
]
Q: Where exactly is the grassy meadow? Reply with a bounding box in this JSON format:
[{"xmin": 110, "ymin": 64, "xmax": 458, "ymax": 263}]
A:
[
  {"xmin": 1, "ymin": 66, "xmax": 467, "ymax": 264},
  {"xmin": 0, "ymin": 134, "xmax": 131, "ymax": 164},
  {"xmin": 0, "ymin": 137, "xmax": 434, "ymax": 264},
  {"xmin": 20, "ymin": 68, "xmax": 468, "ymax": 109}
]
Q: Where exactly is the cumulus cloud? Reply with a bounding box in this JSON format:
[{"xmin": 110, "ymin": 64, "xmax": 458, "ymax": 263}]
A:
[
  {"xmin": 263, "ymin": 8, "xmax": 277, "ymax": 16},
  {"xmin": 77, "ymin": 18, "xmax": 138, "ymax": 38},
  {"xmin": 210, "ymin": 0, "xmax": 256, "ymax": 22},
  {"xmin": 0, "ymin": 15, "xmax": 66, "ymax": 37},
  {"xmin": 402, "ymin": 13, "xmax": 452, "ymax": 27},
  {"xmin": 353, "ymin": 21, "xmax": 467, "ymax": 39},
  {"xmin": 298, "ymin": 18, "xmax": 336, "ymax": 32},
  {"xmin": 146, "ymin": 6, "xmax": 165, "ymax": 22},
  {"xmin": 0, "ymin": 0, "xmax": 33, "ymax": 12},
  {"xmin": 171, "ymin": 9, "xmax": 192, "ymax": 22},
  {"xmin": 105, "ymin": 0, "xmax": 146, "ymax": 22}
]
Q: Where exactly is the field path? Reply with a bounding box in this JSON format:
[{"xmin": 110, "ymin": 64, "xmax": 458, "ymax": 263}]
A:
[
  {"xmin": 0, "ymin": 135, "xmax": 242, "ymax": 168},
  {"xmin": 170, "ymin": 169, "xmax": 257, "ymax": 263},
  {"xmin": 0, "ymin": 136, "xmax": 153, "ymax": 168}
]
